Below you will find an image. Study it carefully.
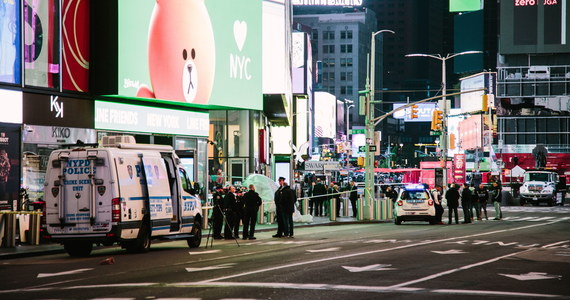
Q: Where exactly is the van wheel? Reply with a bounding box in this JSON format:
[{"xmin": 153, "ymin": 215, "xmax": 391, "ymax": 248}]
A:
[
  {"xmin": 126, "ymin": 225, "xmax": 151, "ymax": 253},
  {"xmin": 64, "ymin": 241, "xmax": 93, "ymax": 257},
  {"xmin": 187, "ymin": 222, "xmax": 202, "ymax": 248},
  {"xmin": 394, "ymin": 217, "xmax": 402, "ymax": 225}
]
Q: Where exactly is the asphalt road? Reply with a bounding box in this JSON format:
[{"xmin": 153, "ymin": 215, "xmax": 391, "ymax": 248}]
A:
[{"xmin": 1, "ymin": 206, "xmax": 569, "ymax": 300}]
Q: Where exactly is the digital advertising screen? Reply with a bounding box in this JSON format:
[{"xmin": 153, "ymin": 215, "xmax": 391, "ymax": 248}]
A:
[
  {"xmin": 501, "ymin": 0, "xmax": 570, "ymax": 54},
  {"xmin": 23, "ymin": 0, "xmax": 60, "ymax": 88},
  {"xmin": 62, "ymin": 0, "xmax": 90, "ymax": 92},
  {"xmin": 117, "ymin": 0, "xmax": 262, "ymax": 110},
  {"xmin": 0, "ymin": 0, "xmax": 21, "ymax": 84}
]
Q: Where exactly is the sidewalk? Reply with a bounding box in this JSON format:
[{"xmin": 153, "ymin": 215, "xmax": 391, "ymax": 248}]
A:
[{"xmin": 0, "ymin": 216, "xmax": 384, "ymax": 260}]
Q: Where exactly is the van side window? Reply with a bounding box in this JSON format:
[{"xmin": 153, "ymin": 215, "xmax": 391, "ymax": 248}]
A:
[{"xmin": 179, "ymin": 168, "xmax": 189, "ymax": 192}]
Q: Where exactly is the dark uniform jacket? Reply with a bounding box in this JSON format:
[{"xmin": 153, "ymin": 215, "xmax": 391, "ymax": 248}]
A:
[
  {"xmin": 276, "ymin": 185, "xmax": 296, "ymax": 214},
  {"xmin": 445, "ymin": 187, "xmax": 460, "ymax": 208},
  {"xmin": 243, "ymin": 190, "xmax": 262, "ymax": 212}
]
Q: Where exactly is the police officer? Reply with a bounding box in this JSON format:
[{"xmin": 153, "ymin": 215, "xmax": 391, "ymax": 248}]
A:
[
  {"xmin": 223, "ymin": 186, "xmax": 238, "ymax": 239},
  {"xmin": 242, "ymin": 184, "xmax": 262, "ymax": 240},
  {"xmin": 211, "ymin": 185, "xmax": 225, "ymax": 239}
]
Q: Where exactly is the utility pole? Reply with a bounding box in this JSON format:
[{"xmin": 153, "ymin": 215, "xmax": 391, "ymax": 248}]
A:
[{"xmin": 361, "ymin": 29, "xmax": 394, "ymax": 220}]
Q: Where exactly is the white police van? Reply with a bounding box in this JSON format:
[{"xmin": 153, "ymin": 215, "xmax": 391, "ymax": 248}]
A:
[
  {"xmin": 394, "ymin": 184, "xmax": 436, "ymax": 225},
  {"xmin": 44, "ymin": 136, "xmax": 202, "ymax": 256}
]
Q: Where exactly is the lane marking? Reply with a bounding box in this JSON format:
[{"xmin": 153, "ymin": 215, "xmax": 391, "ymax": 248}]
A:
[
  {"xmin": 306, "ymin": 247, "xmax": 340, "ymax": 253},
  {"xmin": 431, "ymin": 249, "xmax": 467, "ymax": 254},
  {"xmin": 185, "ymin": 263, "xmax": 235, "ymax": 272},
  {"xmin": 342, "ymin": 264, "xmax": 396, "ymax": 272},
  {"xmin": 37, "ymin": 268, "xmax": 93, "ymax": 278},
  {"xmin": 189, "ymin": 249, "xmax": 221, "ymax": 255},
  {"xmin": 499, "ymin": 272, "xmax": 562, "ymax": 281},
  {"xmin": 197, "ymin": 218, "xmax": 568, "ymax": 284},
  {"xmin": 385, "ymin": 249, "xmax": 533, "ymax": 289}
]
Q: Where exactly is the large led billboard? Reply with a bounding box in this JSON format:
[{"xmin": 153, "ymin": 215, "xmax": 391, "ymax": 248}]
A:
[
  {"xmin": 24, "ymin": 0, "xmax": 60, "ymax": 88},
  {"xmin": 393, "ymin": 103, "xmax": 437, "ymax": 122},
  {"xmin": 0, "ymin": 0, "xmax": 21, "ymax": 84},
  {"xmin": 500, "ymin": 0, "xmax": 570, "ymax": 54},
  {"xmin": 62, "ymin": 0, "xmax": 90, "ymax": 92},
  {"xmin": 118, "ymin": 0, "xmax": 262, "ymax": 110}
]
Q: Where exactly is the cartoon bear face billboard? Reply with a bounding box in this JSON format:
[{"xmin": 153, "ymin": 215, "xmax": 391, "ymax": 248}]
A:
[{"xmin": 118, "ymin": 0, "xmax": 261, "ymax": 110}]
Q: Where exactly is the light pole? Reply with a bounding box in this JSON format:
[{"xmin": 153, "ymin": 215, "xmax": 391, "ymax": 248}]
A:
[
  {"xmin": 364, "ymin": 29, "xmax": 394, "ymax": 219},
  {"xmin": 405, "ymin": 50, "xmax": 482, "ymax": 187},
  {"xmin": 343, "ymin": 99, "xmax": 354, "ymax": 138}
]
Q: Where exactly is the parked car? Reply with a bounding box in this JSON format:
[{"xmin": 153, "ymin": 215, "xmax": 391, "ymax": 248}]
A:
[{"xmin": 394, "ymin": 184, "xmax": 436, "ymax": 225}]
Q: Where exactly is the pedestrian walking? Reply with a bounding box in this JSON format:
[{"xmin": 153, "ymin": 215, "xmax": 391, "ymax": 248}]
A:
[
  {"xmin": 491, "ymin": 181, "xmax": 503, "ymax": 220},
  {"xmin": 475, "ymin": 183, "xmax": 489, "ymax": 220},
  {"xmin": 273, "ymin": 177, "xmax": 287, "ymax": 238},
  {"xmin": 307, "ymin": 181, "xmax": 316, "ymax": 215},
  {"xmin": 280, "ymin": 180, "xmax": 297, "ymax": 237},
  {"xmin": 445, "ymin": 184, "xmax": 460, "ymax": 224},
  {"xmin": 431, "ymin": 185, "xmax": 444, "ymax": 224},
  {"xmin": 332, "ymin": 184, "xmax": 341, "ymax": 217},
  {"xmin": 349, "ymin": 181, "xmax": 359, "ymax": 218},
  {"xmin": 385, "ymin": 186, "xmax": 398, "ymax": 219},
  {"xmin": 461, "ymin": 183, "xmax": 473, "ymax": 223},
  {"xmin": 312, "ymin": 178, "xmax": 327, "ymax": 217},
  {"xmin": 242, "ymin": 184, "xmax": 262, "ymax": 240}
]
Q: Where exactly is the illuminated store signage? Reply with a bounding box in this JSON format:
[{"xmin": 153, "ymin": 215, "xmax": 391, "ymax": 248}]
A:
[
  {"xmin": 95, "ymin": 101, "xmax": 209, "ymax": 137},
  {"xmin": 292, "ymin": 0, "xmax": 363, "ymax": 5}
]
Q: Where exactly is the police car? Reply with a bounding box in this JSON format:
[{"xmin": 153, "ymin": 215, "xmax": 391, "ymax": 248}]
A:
[{"xmin": 394, "ymin": 184, "xmax": 436, "ymax": 225}]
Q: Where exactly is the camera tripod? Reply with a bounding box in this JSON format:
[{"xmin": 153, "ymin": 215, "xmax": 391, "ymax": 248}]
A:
[{"xmin": 205, "ymin": 204, "xmax": 240, "ymax": 248}]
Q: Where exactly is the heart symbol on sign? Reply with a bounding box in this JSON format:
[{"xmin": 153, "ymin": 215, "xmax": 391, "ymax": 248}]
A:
[{"xmin": 233, "ymin": 20, "xmax": 247, "ymax": 52}]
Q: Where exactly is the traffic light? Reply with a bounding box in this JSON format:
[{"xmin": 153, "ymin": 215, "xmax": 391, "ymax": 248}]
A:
[
  {"xmin": 431, "ymin": 109, "xmax": 444, "ymax": 131},
  {"xmin": 449, "ymin": 133, "xmax": 456, "ymax": 150},
  {"xmin": 409, "ymin": 104, "xmax": 419, "ymax": 119},
  {"xmin": 357, "ymin": 156, "xmax": 365, "ymax": 167},
  {"xmin": 482, "ymin": 94, "xmax": 489, "ymax": 111}
]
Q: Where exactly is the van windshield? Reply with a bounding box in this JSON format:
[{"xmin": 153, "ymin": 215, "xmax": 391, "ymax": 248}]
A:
[{"xmin": 525, "ymin": 172, "xmax": 549, "ymax": 182}]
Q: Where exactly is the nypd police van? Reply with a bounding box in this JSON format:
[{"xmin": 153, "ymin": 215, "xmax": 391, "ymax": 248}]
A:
[{"xmin": 44, "ymin": 136, "xmax": 202, "ymax": 256}]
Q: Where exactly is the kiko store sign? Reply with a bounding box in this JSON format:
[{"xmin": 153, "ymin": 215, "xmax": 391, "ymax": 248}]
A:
[{"xmin": 23, "ymin": 93, "xmax": 94, "ymax": 128}]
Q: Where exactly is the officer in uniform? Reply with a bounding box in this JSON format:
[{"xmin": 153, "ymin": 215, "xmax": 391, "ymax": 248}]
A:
[
  {"xmin": 223, "ymin": 186, "xmax": 238, "ymax": 239},
  {"xmin": 211, "ymin": 185, "xmax": 225, "ymax": 239}
]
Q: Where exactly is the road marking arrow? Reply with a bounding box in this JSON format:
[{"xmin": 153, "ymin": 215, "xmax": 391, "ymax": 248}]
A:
[
  {"xmin": 185, "ymin": 263, "xmax": 235, "ymax": 272},
  {"xmin": 189, "ymin": 249, "xmax": 221, "ymax": 255},
  {"xmin": 499, "ymin": 272, "xmax": 562, "ymax": 281},
  {"xmin": 306, "ymin": 247, "xmax": 340, "ymax": 253},
  {"xmin": 342, "ymin": 264, "xmax": 396, "ymax": 272},
  {"xmin": 37, "ymin": 268, "xmax": 93, "ymax": 278},
  {"xmin": 431, "ymin": 249, "xmax": 467, "ymax": 255}
]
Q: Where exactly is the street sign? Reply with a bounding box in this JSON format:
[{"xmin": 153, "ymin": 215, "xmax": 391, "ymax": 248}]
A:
[
  {"xmin": 358, "ymin": 145, "xmax": 377, "ymax": 152},
  {"xmin": 350, "ymin": 129, "xmax": 365, "ymax": 134},
  {"xmin": 430, "ymin": 130, "xmax": 442, "ymax": 136}
]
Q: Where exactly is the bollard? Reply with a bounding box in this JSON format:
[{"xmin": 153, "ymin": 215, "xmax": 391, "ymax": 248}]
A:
[
  {"xmin": 1, "ymin": 213, "xmax": 16, "ymax": 248},
  {"xmin": 329, "ymin": 199, "xmax": 337, "ymax": 221},
  {"xmin": 373, "ymin": 199, "xmax": 380, "ymax": 220},
  {"xmin": 202, "ymin": 206, "xmax": 212, "ymax": 230},
  {"xmin": 357, "ymin": 196, "xmax": 364, "ymax": 221},
  {"xmin": 258, "ymin": 201, "xmax": 265, "ymax": 225},
  {"xmin": 29, "ymin": 213, "xmax": 41, "ymax": 245},
  {"xmin": 302, "ymin": 198, "xmax": 308, "ymax": 215},
  {"xmin": 343, "ymin": 198, "xmax": 349, "ymax": 217}
]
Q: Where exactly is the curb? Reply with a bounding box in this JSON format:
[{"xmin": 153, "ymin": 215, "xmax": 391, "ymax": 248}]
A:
[{"xmin": 0, "ymin": 220, "xmax": 387, "ymax": 259}]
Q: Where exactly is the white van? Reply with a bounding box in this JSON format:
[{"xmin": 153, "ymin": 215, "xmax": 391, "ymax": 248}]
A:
[{"xmin": 44, "ymin": 136, "xmax": 202, "ymax": 256}]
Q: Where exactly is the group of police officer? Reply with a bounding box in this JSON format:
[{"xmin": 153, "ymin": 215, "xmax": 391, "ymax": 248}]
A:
[{"xmin": 211, "ymin": 184, "xmax": 262, "ymax": 240}]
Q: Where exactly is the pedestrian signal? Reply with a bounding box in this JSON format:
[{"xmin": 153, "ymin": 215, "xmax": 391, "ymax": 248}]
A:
[
  {"xmin": 409, "ymin": 105, "xmax": 419, "ymax": 119},
  {"xmin": 449, "ymin": 133, "xmax": 456, "ymax": 150},
  {"xmin": 482, "ymin": 94, "xmax": 489, "ymax": 111}
]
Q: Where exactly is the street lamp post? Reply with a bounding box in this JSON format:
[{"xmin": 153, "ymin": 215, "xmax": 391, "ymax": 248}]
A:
[
  {"xmin": 363, "ymin": 29, "xmax": 394, "ymax": 220},
  {"xmin": 405, "ymin": 51, "xmax": 482, "ymax": 187}
]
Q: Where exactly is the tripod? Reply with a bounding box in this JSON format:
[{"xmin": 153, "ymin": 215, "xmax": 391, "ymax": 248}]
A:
[{"xmin": 205, "ymin": 205, "xmax": 240, "ymax": 248}]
